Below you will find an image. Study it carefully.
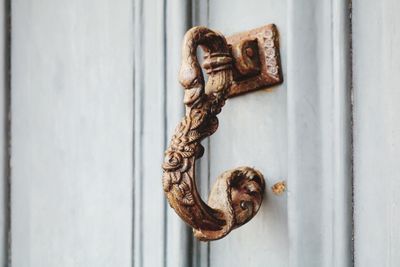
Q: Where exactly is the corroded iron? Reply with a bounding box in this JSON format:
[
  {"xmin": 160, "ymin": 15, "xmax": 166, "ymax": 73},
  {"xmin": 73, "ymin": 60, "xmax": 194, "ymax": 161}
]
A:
[
  {"xmin": 162, "ymin": 24, "xmax": 282, "ymax": 241},
  {"xmin": 227, "ymin": 24, "xmax": 283, "ymax": 97}
]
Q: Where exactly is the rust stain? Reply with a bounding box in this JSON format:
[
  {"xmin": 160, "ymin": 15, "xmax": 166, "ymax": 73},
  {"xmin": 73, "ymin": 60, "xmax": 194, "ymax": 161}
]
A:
[{"xmin": 271, "ymin": 181, "xmax": 286, "ymax": 195}]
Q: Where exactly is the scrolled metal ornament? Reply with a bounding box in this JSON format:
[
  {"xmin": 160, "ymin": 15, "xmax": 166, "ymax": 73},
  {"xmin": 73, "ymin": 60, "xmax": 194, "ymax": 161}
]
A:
[{"xmin": 162, "ymin": 26, "xmax": 266, "ymax": 241}]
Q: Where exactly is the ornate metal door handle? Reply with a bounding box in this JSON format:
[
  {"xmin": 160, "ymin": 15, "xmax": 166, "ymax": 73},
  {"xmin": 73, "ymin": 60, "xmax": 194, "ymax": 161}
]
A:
[{"xmin": 162, "ymin": 24, "xmax": 282, "ymax": 241}]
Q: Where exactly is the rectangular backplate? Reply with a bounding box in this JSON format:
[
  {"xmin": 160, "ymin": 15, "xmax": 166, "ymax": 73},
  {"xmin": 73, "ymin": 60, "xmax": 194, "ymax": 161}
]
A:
[{"xmin": 226, "ymin": 24, "xmax": 283, "ymax": 98}]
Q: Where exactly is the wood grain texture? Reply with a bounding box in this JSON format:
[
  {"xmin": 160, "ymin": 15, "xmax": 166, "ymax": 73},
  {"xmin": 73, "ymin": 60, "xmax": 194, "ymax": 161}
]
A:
[
  {"xmin": 11, "ymin": 0, "xmax": 134, "ymax": 266},
  {"xmin": 353, "ymin": 0, "xmax": 400, "ymax": 266},
  {"xmin": 207, "ymin": 1, "xmax": 289, "ymax": 266},
  {"xmin": 287, "ymin": 0, "xmax": 353, "ymax": 266}
]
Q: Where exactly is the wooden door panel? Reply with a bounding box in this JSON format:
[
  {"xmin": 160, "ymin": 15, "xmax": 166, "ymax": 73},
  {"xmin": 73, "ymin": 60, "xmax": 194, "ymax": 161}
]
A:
[
  {"xmin": 353, "ymin": 0, "xmax": 400, "ymax": 265},
  {"xmin": 7, "ymin": 0, "xmax": 358, "ymax": 266},
  {"xmin": 207, "ymin": 1, "xmax": 288, "ymax": 266},
  {"xmin": 11, "ymin": 0, "xmax": 134, "ymax": 266},
  {"xmin": 286, "ymin": 0, "xmax": 353, "ymax": 266}
]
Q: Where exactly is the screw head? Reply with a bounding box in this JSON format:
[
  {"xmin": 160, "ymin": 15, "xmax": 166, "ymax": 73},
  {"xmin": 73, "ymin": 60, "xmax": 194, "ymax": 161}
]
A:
[{"xmin": 245, "ymin": 47, "xmax": 254, "ymax": 58}]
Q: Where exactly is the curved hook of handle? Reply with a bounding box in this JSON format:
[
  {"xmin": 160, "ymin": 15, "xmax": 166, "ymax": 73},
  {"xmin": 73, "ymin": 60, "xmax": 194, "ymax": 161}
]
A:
[{"xmin": 162, "ymin": 26, "xmax": 265, "ymax": 241}]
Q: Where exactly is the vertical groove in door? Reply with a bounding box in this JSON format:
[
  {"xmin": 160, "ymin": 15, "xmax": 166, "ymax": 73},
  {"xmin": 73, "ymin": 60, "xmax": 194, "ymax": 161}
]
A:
[
  {"xmin": 164, "ymin": 0, "xmax": 192, "ymax": 267},
  {"xmin": 287, "ymin": 0, "xmax": 353, "ymax": 266},
  {"xmin": 1, "ymin": 0, "xmax": 11, "ymax": 265},
  {"xmin": 331, "ymin": 0, "xmax": 353, "ymax": 265},
  {"xmin": 162, "ymin": 1, "xmax": 168, "ymax": 265},
  {"xmin": 133, "ymin": 0, "xmax": 198, "ymax": 267},
  {"xmin": 348, "ymin": 1, "xmax": 355, "ymax": 265},
  {"xmin": 133, "ymin": 0, "xmax": 144, "ymax": 265},
  {"xmin": 133, "ymin": 0, "xmax": 168, "ymax": 266},
  {"xmin": 134, "ymin": 0, "xmax": 210, "ymax": 266},
  {"xmin": 190, "ymin": 1, "xmax": 210, "ymax": 266}
]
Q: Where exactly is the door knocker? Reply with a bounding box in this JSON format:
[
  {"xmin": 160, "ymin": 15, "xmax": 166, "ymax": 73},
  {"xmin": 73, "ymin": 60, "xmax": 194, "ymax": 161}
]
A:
[{"xmin": 162, "ymin": 24, "xmax": 283, "ymax": 241}]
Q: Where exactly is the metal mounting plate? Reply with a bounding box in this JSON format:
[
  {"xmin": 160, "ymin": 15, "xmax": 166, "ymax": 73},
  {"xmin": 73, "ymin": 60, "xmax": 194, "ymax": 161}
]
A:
[{"xmin": 226, "ymin": 24, "xmax": 283, "ymax": 98}]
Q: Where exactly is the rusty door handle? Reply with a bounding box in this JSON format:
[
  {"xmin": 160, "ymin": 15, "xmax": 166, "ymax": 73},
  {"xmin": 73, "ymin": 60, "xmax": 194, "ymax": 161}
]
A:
[{"xmin": 162, "ymin": 25, "xmax": 282, "ymax": 241}]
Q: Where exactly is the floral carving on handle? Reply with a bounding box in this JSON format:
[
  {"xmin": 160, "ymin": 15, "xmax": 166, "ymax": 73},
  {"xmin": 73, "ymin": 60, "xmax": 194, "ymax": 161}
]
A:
[{"xmin": 162, "ymin": 26, "xmax": 265, "ymax": 241}]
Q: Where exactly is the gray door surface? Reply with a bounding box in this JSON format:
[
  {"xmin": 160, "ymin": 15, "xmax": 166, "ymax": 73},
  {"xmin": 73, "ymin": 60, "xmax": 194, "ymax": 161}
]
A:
[{"xmin": 1, "ymin": 0, "xmax": 399, "ymax": 266}]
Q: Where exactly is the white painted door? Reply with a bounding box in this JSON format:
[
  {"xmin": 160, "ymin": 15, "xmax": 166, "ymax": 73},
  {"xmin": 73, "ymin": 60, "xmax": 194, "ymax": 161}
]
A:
[{"xmin": 3, "ymin": 0, "xmax": 400, "ymax": 266}]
